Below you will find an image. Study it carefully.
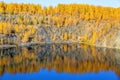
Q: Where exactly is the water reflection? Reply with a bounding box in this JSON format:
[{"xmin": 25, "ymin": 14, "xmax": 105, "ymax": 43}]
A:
[{"xmin": 0, "ymin": 44, "xmax": 120, "ymax": 77}]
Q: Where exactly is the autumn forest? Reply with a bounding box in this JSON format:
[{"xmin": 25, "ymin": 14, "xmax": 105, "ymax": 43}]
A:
[
  {"xmin": 0, "ymin": 2, "xmax": 120, "ymax": 48},
  {"xmin": 1, "ymin": 1, "xmax": 120, "ymax": 80}
]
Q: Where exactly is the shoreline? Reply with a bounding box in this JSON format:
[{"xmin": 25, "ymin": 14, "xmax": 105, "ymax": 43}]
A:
[{"xmin": 0, "ymin": 42, "xmax": 119, "ymax": 50}]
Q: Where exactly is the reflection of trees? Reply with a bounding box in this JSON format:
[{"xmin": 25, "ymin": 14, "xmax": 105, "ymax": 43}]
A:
[{"xmin": 0, "ymin": 44, "xmax": 120, "ymax": 76}]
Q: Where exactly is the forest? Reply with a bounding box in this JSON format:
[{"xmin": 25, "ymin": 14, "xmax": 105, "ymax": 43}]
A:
[{"xmin": 0, "ymin": 2, "xmax": 120, "ymax": 48}]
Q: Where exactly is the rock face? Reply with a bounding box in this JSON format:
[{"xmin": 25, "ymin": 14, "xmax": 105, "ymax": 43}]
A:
[{"xmin": 35, "ymin": 20, "xmax": 120, "ymax": 48}]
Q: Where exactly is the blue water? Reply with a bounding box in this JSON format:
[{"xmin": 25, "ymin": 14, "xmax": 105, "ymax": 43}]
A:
[{"xmin": 0, "ymin": 69, "xmax": 119, "ymax": 80}]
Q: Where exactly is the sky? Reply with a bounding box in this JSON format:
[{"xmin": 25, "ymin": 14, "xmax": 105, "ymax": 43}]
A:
[{"xmin": 1, "ymin": 0, "xmax": 120, "ymax": 8}]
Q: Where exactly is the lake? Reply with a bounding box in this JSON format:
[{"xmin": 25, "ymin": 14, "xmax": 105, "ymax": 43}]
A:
[{"xmin": 0, "ymin": 44, "xmax": 120, "ymax": 80}]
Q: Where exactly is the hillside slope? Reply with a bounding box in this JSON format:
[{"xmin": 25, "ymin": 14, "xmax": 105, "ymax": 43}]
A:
[{"xmin": 0, "ymin": 2, "xmax": 120, "ymax": 48}]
